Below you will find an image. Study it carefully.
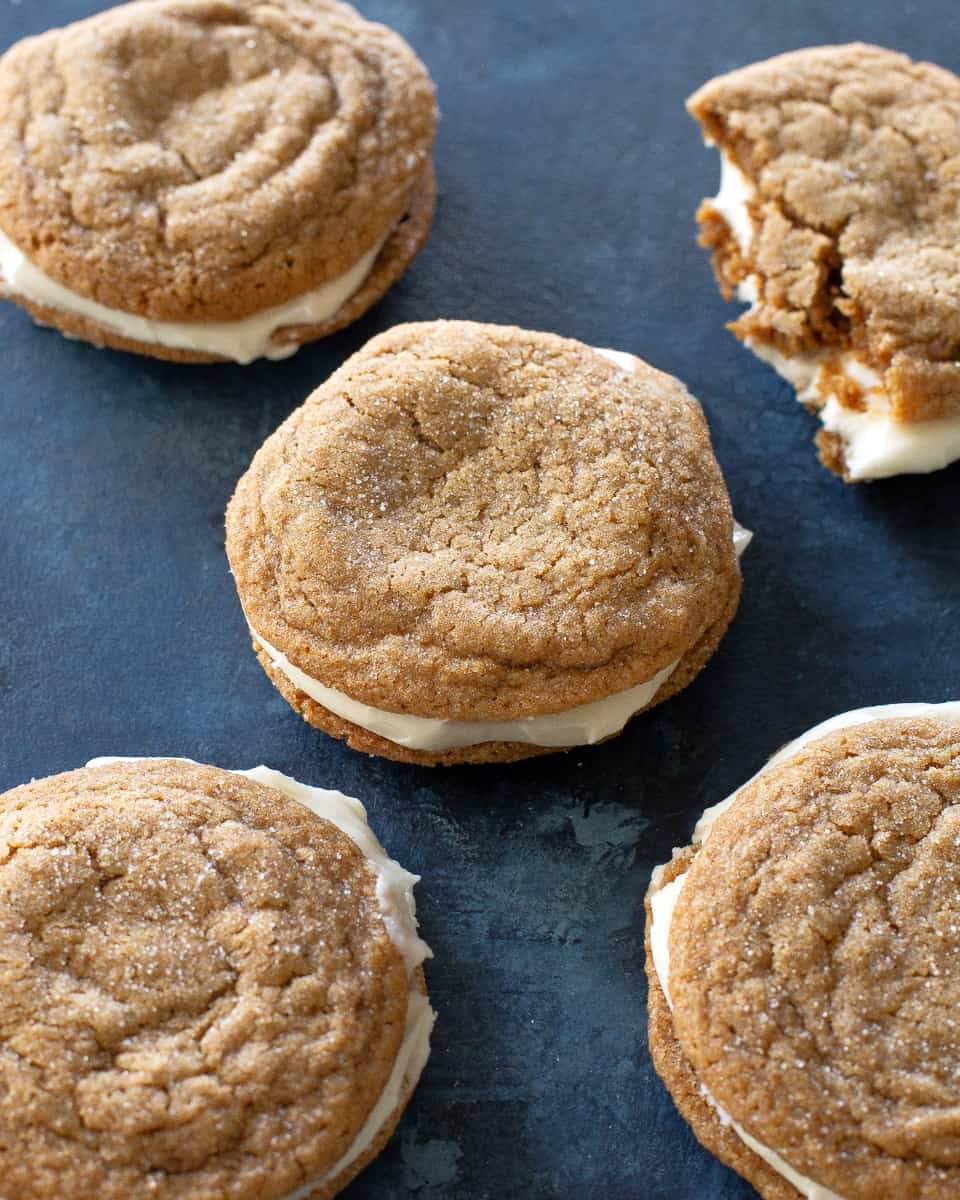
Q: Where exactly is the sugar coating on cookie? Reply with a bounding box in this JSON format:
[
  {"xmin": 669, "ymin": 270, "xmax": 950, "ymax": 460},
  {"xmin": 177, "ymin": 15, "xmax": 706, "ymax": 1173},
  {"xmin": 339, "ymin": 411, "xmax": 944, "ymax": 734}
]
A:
[
  {"xmin": 646, "ymin": 702, "xmax": 960, "ymax": 1199},
  {"xmin": 226, "ymin": 320, "xmax": 745, "ymax": 765},
  {"xmin": 0, "ymin": 0, "xmax": 437, "ymax": 362},
  {"xmin": 0, "ymin": 758, "xmax": 433, "ymax": 1199},
  {"xmin": 689, "ymin": 44, "xmax": 960, "ymax": 480}
]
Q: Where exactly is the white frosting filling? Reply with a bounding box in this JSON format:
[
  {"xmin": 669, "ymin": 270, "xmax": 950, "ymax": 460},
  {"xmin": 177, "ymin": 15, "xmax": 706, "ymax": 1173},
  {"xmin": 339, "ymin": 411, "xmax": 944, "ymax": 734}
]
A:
[
  {"xmin": 650, "ymin": 701, "xmax": 960, "ymax": 1200},
  {"xmin": 747, "ymin": 340, "xmax": 960, "ymax": 480},
  {"xmin": 252, "ymin": 623, "xmax": 681, "ymax": 751},
  {"xmin": 287, "ymin": 987, "xmax": 435, "ymax": 1197},
  {"xmin": 709, "ymin": 156, "xmax": 960, "ymax": 480},
  {"xmin": 712, "ymin": 154, "xmax": 756, "ymax": 254},
  {"xmin": 594, "ymin": 346, "xmax": 640, "ymax": 373},
  {"xmin": 248, "ymin": 346, "xmax": 751, "ymax": 752},
  {"xmin": 85, "ymin": 757, "xmax": 433, "ymax": 1193},
  {"xmin": 0, "ymin": 228, "xmax": 385, "ymax": 364},
  {"xmin": 817, "ymin": 398, "xmax": 960, "ymax": 479},
  {"xmin": 745, "ymin": 337, "xmax": 827, "ymax": 399}
]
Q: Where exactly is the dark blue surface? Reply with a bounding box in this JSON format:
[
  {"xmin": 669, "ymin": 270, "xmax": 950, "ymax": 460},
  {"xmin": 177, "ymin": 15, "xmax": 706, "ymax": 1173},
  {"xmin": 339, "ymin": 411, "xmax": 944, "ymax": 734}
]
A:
[{"xmin": 1, "ymin": 2, "xmax": 958, "ymax": 1197}]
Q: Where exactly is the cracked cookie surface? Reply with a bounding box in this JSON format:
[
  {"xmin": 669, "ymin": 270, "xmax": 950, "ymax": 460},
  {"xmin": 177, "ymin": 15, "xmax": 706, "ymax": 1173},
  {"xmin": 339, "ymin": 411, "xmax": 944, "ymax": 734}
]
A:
[
  {"xmin": 690, "ymin": 44, "xmax": 960, "ymax": 430},
  {"xmin": 0, "ymin": 758, "xmax": 410, "ymax": 1200},
  {"xmin": 0, "ymin": 0, "xmax": 436, "ymax": 330},
  {"xmin": 666, "ymin": 715, "xmax": 960, "ymax": 1199},
  {"xmin": 226, "ymin": 319, "xmax": 742, "ymax": 744}
]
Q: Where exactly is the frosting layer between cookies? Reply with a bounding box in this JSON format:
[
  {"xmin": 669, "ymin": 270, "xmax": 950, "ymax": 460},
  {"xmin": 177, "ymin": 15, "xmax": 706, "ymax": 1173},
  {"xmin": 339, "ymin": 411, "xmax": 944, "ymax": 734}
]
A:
[
  {"xmin": 747, "ymin": 333, "xmax": 960, "ymax": 480},
  {"xmin": 0, "ymin": 229, "xmax": 385, "ymax": 364},
  {"xmin": 708, "ymin": 151, "xmax": 960, "ymax": 479},
  {"xmin": 87, "ymin": 757, "xmax": 434, "ymax": 1192},
  {"xmin": 712, "ymin": 154, "xmax": 755, "ymax": 255},
  {"xmin": 249, "ymin": 621, "xmax": 681, "ymax": 750},
  {"xmin": 650, "ymin": 701, "xmax": 960, "ymax": 1200}
]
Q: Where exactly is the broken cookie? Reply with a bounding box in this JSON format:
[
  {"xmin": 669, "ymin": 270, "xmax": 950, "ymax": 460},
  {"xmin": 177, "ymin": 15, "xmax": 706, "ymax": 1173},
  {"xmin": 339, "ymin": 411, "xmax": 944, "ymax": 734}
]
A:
[{"xmin": 690, "ymin": 44, "xmax": 960, "ymax": 480}]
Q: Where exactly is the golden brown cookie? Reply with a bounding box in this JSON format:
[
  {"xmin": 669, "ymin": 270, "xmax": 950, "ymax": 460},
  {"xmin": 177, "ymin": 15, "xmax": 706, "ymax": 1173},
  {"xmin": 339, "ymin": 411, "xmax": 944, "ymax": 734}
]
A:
[
  {"xmin": 0, "ymin": 0, "xmax": 437, "ymax": 363},
  {"xmin": 689, "ymin": 44, "xmax": 960, "ymax": 480},
  {"xmin": 0, "ymin": 757, "xmax": 433, "ymax": 1199},
  {"xmin": 225, "ymin": 319, "xmax": 745, "ymax": 766},
  {"xmin": 646, "ymin": 703, "xmax": 960, "ymax": 1198}
]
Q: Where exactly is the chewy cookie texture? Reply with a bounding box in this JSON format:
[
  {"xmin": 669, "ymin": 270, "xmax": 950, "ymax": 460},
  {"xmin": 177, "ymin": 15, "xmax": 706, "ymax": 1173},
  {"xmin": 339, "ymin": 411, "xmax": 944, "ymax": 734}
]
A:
[
  {"xmin": 0, "ymin": 758, "xmax": 433, "ymax": 1200},
  {"xmin": 226, "ymin": 320, "xmax": 746, "ymax": 766},
  {"xmin": 691, "ymin": 43, "xmax": 960, "ymax": 481},
  {"xmin": 647, "ymin": 702, "xmax": 960, "ymax": 1199},
  {"xmin": 0, "ymin": 0, "xmax": 437, "ymax": 362}
]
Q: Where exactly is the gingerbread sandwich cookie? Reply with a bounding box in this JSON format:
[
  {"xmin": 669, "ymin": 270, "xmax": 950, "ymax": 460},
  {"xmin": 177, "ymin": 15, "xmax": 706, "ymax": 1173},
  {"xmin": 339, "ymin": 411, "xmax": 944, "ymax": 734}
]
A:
[
  {"xmin": 0, "ymin": 756, "xmax": 433, "ymax": 1199},
  {"xmin": 647, "ymin": 701, "xmax": 960, "ymax": 1198},
  {"xmin": 690, "ymin": 44, "xmax": 960, "ymax": 480},
  {"xmin": 226, "ymin": 319, "xmax": 749, "ymax": 766},
  {"xmin": 0, "ymin": 0, "xmax": 436, "ymax": 363}
]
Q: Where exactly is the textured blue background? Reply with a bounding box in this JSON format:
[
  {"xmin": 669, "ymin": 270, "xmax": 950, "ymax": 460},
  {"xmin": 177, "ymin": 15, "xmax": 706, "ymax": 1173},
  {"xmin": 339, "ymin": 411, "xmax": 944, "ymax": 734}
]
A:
[{"xmin": 0, "ymin": 2, "xmax": 958, "ymax": 1197}]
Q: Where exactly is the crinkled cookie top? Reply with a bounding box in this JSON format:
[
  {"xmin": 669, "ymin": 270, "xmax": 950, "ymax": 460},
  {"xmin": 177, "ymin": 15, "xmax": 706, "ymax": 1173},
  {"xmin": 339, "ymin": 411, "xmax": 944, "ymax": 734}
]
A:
[
  {"xmin": 0, "ymin": 758, "xmax": 407, "ymax": 1200},
  {"xmin": 0, "ymin": 0, "xmax": 436, "ymax": 320},
  {"xmin": 671, "ymin": 715, "xmax": 960, "ymax": 1199}
]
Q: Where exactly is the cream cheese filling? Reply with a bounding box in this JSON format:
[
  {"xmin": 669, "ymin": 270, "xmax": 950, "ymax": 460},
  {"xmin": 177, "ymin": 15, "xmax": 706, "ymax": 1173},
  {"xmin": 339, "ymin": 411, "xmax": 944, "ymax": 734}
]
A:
[
  {"xmin": 0, "ymin": 229, "xmax": 385, "ymax": 364},
  {"xmin": 247, "ymin": 346, "xmax": 751, "ymax": 753},
  {"xmin": 287, "ymin": 985, "xmax": 435, "ymax": 1197},
  {"xmin": 250, "ymin": 528, "xmax": 749, "ymax": 752},
  {"xmin": 251, "ymin": 623, "xmax": 682, "ymax": 752},
  {"xmin": 749, "ymin": 340, "xmax": 960, "ymax": 480},
  {"xmin": 712, "ymin": 153, "xmax": 756, "ymax": 255},
  {"xmin": 86, "ymin": 757, "xmax": 434, "ymax": 1193},
  {"xmin": 710, "ymin": 154, "xmax": 960, "ymax": 479},
  {"xmin": 649, "ymin": 701, "xmax": 960, "ymax": 1200}
]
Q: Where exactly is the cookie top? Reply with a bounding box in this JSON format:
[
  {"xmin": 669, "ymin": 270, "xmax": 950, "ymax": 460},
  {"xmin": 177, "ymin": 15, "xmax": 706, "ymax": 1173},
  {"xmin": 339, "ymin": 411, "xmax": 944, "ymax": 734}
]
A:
[
  {"xmin": 670, "ymin": 714, "xmax": 960, "ymax": 1198},
  {"xmin": 0, "ymin": 758, "xmax": 410, "ymax": 1200},
  {"xmin": 689, "ymin": 43, "xmax": 960, "ymax": 422},
  {"xmin": 0, "ymin": 0, "xmax": 436, "ymax": 322},
  {"xmin": 226, "ymin": 320, "xmax": 740, "ymax": 721}
]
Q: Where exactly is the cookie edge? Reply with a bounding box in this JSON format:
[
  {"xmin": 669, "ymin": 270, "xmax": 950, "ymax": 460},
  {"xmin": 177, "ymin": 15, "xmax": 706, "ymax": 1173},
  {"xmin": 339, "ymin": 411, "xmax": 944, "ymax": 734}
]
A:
[
  {"xmin": 644, "ymin": 851, "xmax": 801, "ymax": 1200},
  {"xmin": 249, "ymin": 573, "xmax": 741, "ymax": 765},
  {"xmin": 0, "ymin": 163, "xmax": 435, "ymax": 363},
  {"xmin": 307, "ymin": 966, "xmax": 430, "ymax": 1199}
]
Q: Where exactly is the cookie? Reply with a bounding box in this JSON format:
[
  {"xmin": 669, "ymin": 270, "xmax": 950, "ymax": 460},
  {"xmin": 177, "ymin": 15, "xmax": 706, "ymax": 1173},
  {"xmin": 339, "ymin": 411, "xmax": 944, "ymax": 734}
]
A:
[
  {"xmin": 225, "ymin": 320, "xmax": 748, "ymax": 766},
  {"xmin": 0, "ymin": 756, "xmax": 434, "ymax": 1199},
  {"xmin": 689, "ymin": 44, "xmax": 960, "ymax": 480},
  {"xmin": 0, "ymin": 0, "xmax": 437, "ymax": 363},
  {"xmin": 646, "ymin": 701, "xmax": 960, "ymax": 1198}
]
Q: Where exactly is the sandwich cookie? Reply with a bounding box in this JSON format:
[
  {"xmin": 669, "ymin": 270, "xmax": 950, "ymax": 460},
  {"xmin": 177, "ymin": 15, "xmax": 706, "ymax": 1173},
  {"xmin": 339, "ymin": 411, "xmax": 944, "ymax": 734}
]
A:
[
  {"xmin": 646, "ymin": 701, "xmax": 960, "ymax": 1198},
  {"xmin": 0, "ymin": 757, "xmax": 433, "ymax": 1199},
  {"xmin": 0, "ymin": 0, "xmax": 437, "ymax": 363},
  {"xmin": 226, "ymin": 320, "xmax": 749, "ymax": 766},
  {"xmin": 689, "ymin": 44, "xmax": 960, "ymax": 480}
]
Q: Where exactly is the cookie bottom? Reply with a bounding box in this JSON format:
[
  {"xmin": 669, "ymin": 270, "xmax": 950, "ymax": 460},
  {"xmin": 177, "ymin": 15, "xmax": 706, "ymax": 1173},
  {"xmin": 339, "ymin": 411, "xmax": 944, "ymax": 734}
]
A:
[
  {"xmin": 306, "ymin": 966, "xmax": 428, "ymax": 1200},
  {"xmin": 5, "ymin": 164, "xmax": 436, "ymax": 364},
  {"xmin": 815, "ymin": 428, "xmax": 850, "ymax": 480},
  {"xmin": 644, "ymin": 855, "xmax": 800, "ymax": 1200},
  {"xmin": 252, "ymin": 575, "xmax": 741, "ymax": 766}
]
